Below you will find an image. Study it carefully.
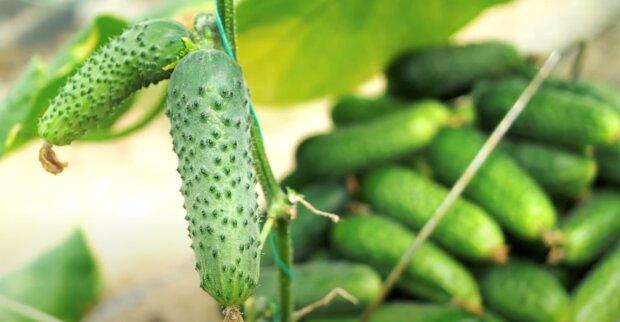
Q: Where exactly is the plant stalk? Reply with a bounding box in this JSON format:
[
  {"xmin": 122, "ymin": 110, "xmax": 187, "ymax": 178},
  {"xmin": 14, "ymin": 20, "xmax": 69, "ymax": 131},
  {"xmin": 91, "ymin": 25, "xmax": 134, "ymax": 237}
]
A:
[{"xmin": 275, "ymin": 217, "xmax": 294, "ymax": 322}]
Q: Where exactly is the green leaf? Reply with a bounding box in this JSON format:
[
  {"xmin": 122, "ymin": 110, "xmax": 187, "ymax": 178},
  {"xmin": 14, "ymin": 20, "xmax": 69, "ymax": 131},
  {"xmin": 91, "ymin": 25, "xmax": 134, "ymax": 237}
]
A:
[
  {"xmin": 0, "ymin": 57, "xmax": 47, "ymax": 157},
  {"xmin": 0, "ymin": 229, "xmax": 101, "ymax": 322},
  {"xmin": 0, "ymin": 14, "xmax": 128, "ymax": 158},
  {"xmin": 237, "ymin": 0, "xmax": 509, "ymax": 105}
]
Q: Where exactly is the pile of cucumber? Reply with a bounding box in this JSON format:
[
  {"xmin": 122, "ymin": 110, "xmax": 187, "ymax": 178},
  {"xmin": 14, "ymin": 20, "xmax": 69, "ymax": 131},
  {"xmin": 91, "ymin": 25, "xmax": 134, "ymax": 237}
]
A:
[{"xmin": 253, "ymin": 42, "xmax": 620, "ymax": 322}]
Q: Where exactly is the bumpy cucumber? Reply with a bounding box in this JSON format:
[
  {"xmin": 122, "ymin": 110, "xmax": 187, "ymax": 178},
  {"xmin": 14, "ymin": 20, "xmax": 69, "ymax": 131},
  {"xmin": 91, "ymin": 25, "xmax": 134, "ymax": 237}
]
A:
[
  {"xmin": 255, "ymin": 261, "xmax": 381, "ymax": 316},
  {"xmin": 306, "ymin": 302, "xmax": 504, "ymax": 322},
  {"xmin": 572, "ymin": 244, "xmax": 620, "ymax": 322},
  {"xmin": 428, "ymin": 127, "xmax": 557, "ymax": 240},
  {"xmin": 262, "ymin": 182, "xmax": 348, "ymax": 265},
  {"xmin": 503, "ymin": 140, "xmax": 597, "ymax": 200},
  {"xmin": 0, "ymin": 230, "xmax": 100, "ymax": 322},
  {"xmin": 549, "ymin": 191, "xmax": 620, "ymax": 266},
  {"xmin": 296, "ymin": 102, "xmax": 450, "ymax": 178},
  {"xmin": 165, "ymin": 49, "xmax": 260, "ymax": 306},
  {"xmin": 480, "ymin": 260, "xmax": 570, "ymax": 322},
  {"xmin": 331, "ymin": 215, "xmax": 482, "ymax": 312},
  {"xmin": 474, "ymin": 77, "xmax": 620, "ymax": 147},
  {"xmin": 387, "ymin": 42, "xmax": 523, "ymax": 100},
  {"xmin": 39, "ymin": 18, "xmax": 190, "ymax": 145},
  {"xmin": 362, "ymin": 166, "xmax": 507, "ymax": 262}
]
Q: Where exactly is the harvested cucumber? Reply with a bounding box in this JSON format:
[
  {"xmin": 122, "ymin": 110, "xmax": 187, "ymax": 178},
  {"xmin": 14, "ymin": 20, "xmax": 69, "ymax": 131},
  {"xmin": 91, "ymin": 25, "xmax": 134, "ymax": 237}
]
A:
[
  {"xmin": 480, "ymin": 259, "xmax": 571, "ymax": 322},
  {"xmin": 387, "ymin": 42, "xmax": 523, "ymax": 100},
  {"xmin": 428, "ymin": 127, "xmax": 557, "ymax": 241},
  {"xmin": 331, "ymin": 215, "xmax": 482, "ymax": 313},
  {"xmin": 262, "ymin": 182, "xmax": 348, "ymax": 265},
  {"xmin": 474, "ymin": 77, "xmax": 620, "ymax": 147},
  {"xmin": 296, "ymin": 102, "xmax": 449, "ymax": 178},
  {"xmin": 597, "ymin": 141, "xmax": 620, "ymax": 186},
  {"xmin": 362, "ymin": 166, "xmax": 507, "ymax": 262},
  {"xmin": 548, "ymin": 191, "xmax": 620, "ymax": 266},
  {"xmin": 572, "ymin": 244, "xmax": 620, "ymax": 322},
  {"xmin": 503, "ymin": 140, "xmax": 597, "ymax": 200},
  {"xmin": 306, "ymin": 302, "xmax": 504, "ymax": 322},
  {"xmin": 0, "ymin": 230, "xmax": 100, "ymax": 322},
  {"xmin": 330, "ymin": 95, "xmax": 406, "ymax": 126},
  {"xmin": 254, "ymin": 261, "xmax": 381, "ymax": 316}
]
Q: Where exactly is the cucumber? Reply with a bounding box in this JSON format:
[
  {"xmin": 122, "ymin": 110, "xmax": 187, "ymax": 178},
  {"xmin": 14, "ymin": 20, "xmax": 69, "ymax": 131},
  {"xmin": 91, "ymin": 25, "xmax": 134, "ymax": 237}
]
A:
[
  {"xmin": 0, "ymin": 229, "xmax": 100, "ymax": 322},
  {"xmin": 361, "ymin": 166, "xmax": 507, "ymax": 262},
  {"xmin": 387, "ymin": 42, "xmax": 523, "ymax": 100},
  {"xmin": 330, "ymin": 95, "xmax": 443, "ymax": 126},
  {"xmin": 39, "ymin": 18, "xmax": 190, "ymax": 145},
  {"xmin": 503, "ymin": 140, "xmax": 597, "ymax": 200},
  {"xmin": 427, "ymin": 127, "xmax": 557, "ymax": 241},
  {"xmin": 165, "ymin": 49, "xmax": 260, "ymax": 307},
  {"xmin": 331, "ymin": 215, "xmax": 482, "ymax": 312},
  {"xmin": 296, "ymin": 102, "xmax": 450, "ymax": 178},
  {"xmin": 254, "ymin": 261, "xmax": 381, "ymax": 316},
  {"xmin": 262, "ymin": 182, "xmax": 349, "ymax": 265},
  {"xmin": 548, "ymin": 191, "xmax": 620, "ymax": 266},
  {"xmin": 480, "ymin": 259, "xmax": 571, "ymax": 322},
  {"xmin": 474, "ymin": 77, "xmax": 620, "ymax": 147},
  {"xmin": 572, "ymin": 244, "xmax": 620, "ymax": 322},
  {"xmin": 597, "ymin": 141, "xmax": 620, "ymax": 186},
  {"xmin": 306, "ymin": 302, "xmax": 504, "ymax": 322}
]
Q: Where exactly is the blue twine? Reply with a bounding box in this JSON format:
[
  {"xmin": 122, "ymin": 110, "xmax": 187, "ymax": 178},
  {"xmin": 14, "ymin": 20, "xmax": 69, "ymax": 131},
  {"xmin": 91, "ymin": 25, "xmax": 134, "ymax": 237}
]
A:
[
  {"xmin": 268, "ymin": 231, "xmax": 294, "ymax": 279},
  {"xmin": 212, "ymin": 1, "xmax": 264, "ymax": 139}
]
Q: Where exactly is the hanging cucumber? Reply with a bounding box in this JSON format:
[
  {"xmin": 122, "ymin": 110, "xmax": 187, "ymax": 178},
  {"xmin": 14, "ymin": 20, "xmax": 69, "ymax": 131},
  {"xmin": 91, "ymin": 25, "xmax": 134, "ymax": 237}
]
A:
[
  {"xmin": 572, "ymin": 244, "xmax": 620, "ymax": 322},
  {"xmin": 474, "ymin": 77, "xmax": 620, "ymax": 147},
  {"xmin": 548, "ymin": 191, "xmax": 620, "ymax": 266},
  {"xmin": 331, "ymin": 215, "xmax": 482, "ymax": 313},
  {"xmin": 480, "ymin": 260, "xmax": 571, "ymax": 322},
  {"xmin": 427, "ymin": 127, "xmax": 557, "ymax": 241},
  {"xmin": 361, "ymin": 166, "xmax": 507, "ymax": 262},
  {"xmin": 296, "ymin": 102, "xmax": 450, "ymax": 178},
  {"xmin": 503, "ymin": 140, "xmax": 597, "ymax": 200},
  {"xmin": 387, "ymin": 42, "xmax": 523, "ymax": 100},
  {"xmin": 165, "ymin": 49, "xmax": 260, "ymax": 310},
  {"xmin": 39, "ymin": 18, "xmax": 191, "ymax": 146}
]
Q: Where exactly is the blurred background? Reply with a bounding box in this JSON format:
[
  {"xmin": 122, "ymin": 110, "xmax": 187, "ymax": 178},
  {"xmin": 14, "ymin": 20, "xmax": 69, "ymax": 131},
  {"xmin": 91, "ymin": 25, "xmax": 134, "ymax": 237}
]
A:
[{"xmin": 0, "ymin": 0, "xmax": 619, "ymax": 321}]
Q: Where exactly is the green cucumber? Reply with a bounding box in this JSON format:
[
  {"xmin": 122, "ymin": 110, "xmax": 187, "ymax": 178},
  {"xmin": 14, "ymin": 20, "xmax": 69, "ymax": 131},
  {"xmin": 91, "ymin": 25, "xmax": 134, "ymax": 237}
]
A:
[
  {"xmin": 330, "ymin": 95, "xmax": 436, "ymax": 126},
  {"xmin": 165, "ymin": 49, "xmax": 260, "ymax": 307},
  {"xmin": 296, "ymin": 102, "xmax": 450, "ymax": 178},
  {"xmin": 597, "ymin": 141, "xmax": 620, "ymax": 186},
  {"xmin": 572, "ymin": 244, "xmax": 620, "ymax": 322},
  {"xmin": 387, "ymin": 42, "xmax": 523, "ymax": 100},
  {"xmin": 39, "ymin": 18, "xmax": 190, "ymax": 145},
  {"xmin": 480, "ymin": 260, "xmax": 571, "ymax": 322},
  {"xmin": 0, "ymin": 229, "xmax": 100, "ymax": 322},
  {"xmin": 503, "ymin": 140, "xmax": 597, "ymax": 200},
  {"xmin": 428, "ymin": 127, "xmax": 557, "ymax": 241},
  {"xmin": 306, "ymin": 302, "xmax": 504, "ymax": 322},
  {"xmin": 548, "ymin": 191, "xmax": 620, "ymax": 266},
  {"xmin": 331, "ymin": 215, "xmax": 482, "ymax": 312},
  {"xmin": 254, "ymin": 261, "xmax": 381, "ymax": 316},
  {"xmin": 362, "ymin": 166, "xmax": 507, "ymax": 262},
  {"xmin": 262, "ymin": 182, "xmax": 349, "ymax": 265},
  {"xmin": 474, "ymin": 77, "xmax": 620, "ymax": 147}
]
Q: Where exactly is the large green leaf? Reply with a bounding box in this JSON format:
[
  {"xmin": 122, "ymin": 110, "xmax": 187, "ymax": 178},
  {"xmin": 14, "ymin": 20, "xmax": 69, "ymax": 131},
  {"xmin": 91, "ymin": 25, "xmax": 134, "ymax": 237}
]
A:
[
  {"xmin": 237, "ymin": 0, "xmax": 509, "ymax": 105},
  {"xmin": 0, "ymin": 14, "xmax": 128, "ymax": 158},
  {"xmin": 0, "ymin": 229, "xmax": 101, "ymax": 322}
]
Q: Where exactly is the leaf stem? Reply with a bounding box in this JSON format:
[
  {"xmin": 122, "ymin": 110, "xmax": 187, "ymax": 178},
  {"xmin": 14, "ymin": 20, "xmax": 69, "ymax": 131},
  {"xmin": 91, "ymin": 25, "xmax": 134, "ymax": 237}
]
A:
[
  {"xmin": 216, "ymin": 0, "xmax": 237, "ymax": 56},
  {"xmin": 275, "ymin": 217, "xmax": 293, "ymax": 322}
]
